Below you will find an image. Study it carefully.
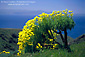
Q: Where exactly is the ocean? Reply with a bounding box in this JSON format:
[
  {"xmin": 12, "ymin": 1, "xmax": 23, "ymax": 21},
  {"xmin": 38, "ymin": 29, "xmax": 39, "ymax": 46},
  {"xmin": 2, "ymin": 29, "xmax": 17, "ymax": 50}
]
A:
[{"xmin": 0, "ymin": 15, "xmax": 85, "ymax": 39}]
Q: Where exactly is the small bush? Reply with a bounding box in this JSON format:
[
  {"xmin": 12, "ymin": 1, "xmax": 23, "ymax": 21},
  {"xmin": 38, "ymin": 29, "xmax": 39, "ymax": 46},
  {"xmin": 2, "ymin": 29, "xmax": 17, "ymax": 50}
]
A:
[{"xmin": 17, "ymin": 9, "xmax": 75, "ymax": 56}]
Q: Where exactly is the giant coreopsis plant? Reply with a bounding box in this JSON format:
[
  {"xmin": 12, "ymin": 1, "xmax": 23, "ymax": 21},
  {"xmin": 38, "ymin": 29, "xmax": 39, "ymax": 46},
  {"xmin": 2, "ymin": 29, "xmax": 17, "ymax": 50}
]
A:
[{"xmin": 17, "ymin": 9, "xmax": 75, "ymax": 56}]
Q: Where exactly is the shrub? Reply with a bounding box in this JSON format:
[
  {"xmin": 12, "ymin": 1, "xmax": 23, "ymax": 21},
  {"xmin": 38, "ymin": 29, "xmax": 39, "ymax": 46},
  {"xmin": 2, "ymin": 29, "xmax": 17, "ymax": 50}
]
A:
[{"xmin": 17, "ymin": 9, "xmax": 75, "ymax": 56}]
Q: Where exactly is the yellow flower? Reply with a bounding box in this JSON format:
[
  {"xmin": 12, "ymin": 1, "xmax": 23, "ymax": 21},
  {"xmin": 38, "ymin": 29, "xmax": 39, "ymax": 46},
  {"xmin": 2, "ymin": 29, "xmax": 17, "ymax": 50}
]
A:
[
  {"xmin": 46, "ymin": 15, "xmax": 49, "ymax": 17},
  {"xmin": 55, "ymin": 44, "xmax": 58, "ymax": 46},
  {"xmin": 65, "ymin": 12, "xmax": 67, "ymax": 14},
  {"xmin": 19, "ymin": 50, "xmax": 21, "ymax": 53},
  {"xmin": 70, "ymin": 13, "xmax": 73, "ymax": 16},
  {"xmin": 17, "ymin": 42, "xmax": 22, "ymax": 45},
  {"xmin": 59, "ymin": 13, "xmax": 62, "ymax": 15},
  {"xmin": 39, "ymin": 14, "xmax": 42, "ymax": 16},
  {"xmin": 28, "ymin": 37, "xmax": 30, "ymax": 39},
  {"xmin": 66, "ymin": 9, "xmax": 68, "ymax": 11},
  {"xmin": 57, "ymin": 14, "xmax": 60, "ymax": 16},
  {"xmin": 49, "ymin": 14, "xmax": 52, "ymax": 16},
  {"xmin": 2, "ymin": 51, "xmax": 6, "ymax": 53},
  {"xmin": 38, "ymin": 43, "xmax": 41, "ymax": 46},
  {"xmin": 68, "ymin": 10, "xmax": 71, "ymax": 13},
  {"xmin": 68, "ymin": 14, "xmax": 69, "ymax": 16},
  {"xmin": 5, "ymin": 52, "xmax": 10, "ymax": 54},
  {"xmin": 52, "ymin": 11, "xmax": 55, "ymax": 15},
  {"xmin": 48, "ymin": 30, "xmax": 51, "ymax": 34},
  {"xmin": 32, "ymin": 25, "xmax": 35, "ymax": 28},
  {"xmin": 31, "ymin": 32, "xmax": 34, "ymax": 35},
  {"xmin": 57, "ymin": 11, "xmax": 60, "ymax": 13},
  {"xmin": 19, "ymin": 45, "xmax": 23, "ymax": 50},
  {"xmin": 53, "ymin": 48, "xmax": 55, "ymax": 49},
  {"xmin": 55, "ymin": 14, "xmax": 58, "ymax": 16},
  {"xmin": 18, "ymin": 31, "xmax": 23, "ymax": 35},
  {"xmin": 23, "ymin": 25, "xmax": 28, "ymax": 29},
  {"xmin": 40, "ymin": 46, "xmax": 42, "ymax": 48},
  {"xmin": 39, "ymin": 18, "xmax": 42, "ymax": 20},
  {"xmin": 17, "ymin": 53, "xmax": 20, "ymax": 56},
  {"xmin": 42, "ymin": 13, "xmax": 45, "ymax": 16},
  {"xmin": 51, "ymin": 30, "xmax": 54, "ymax": 33},
  {"xmin": 70, "ymin": 11, "xmax": 73, "ymax": 12},
  {"xmin": 63, "ymin": 10, "xmax": 65, "ymax": 12},
  {"xmin": 18, "ymin": 38, "xmax": 22, "ymax": 41},
  {"xmin": 35, "ymin": 16, "xmax": 38, "ymax": 19},
  {"xmin": 41, "ymin": 20, "xmax": 42, "ymax": 22},
  {"xmin": 36, "ymin": 46, "xmax": 39, "ymax": 48},
  {"xmin": 62, "ymin": 14, "xmax": 64, "ymax": 16},
  {"xmin": 49, "ymin": 39, "xmax": 53, "ymax": 41},
  {"xmin": 53, "ymin": 45, "xmax": 55, "ymax": 48},
  {"xmin": 24, "ymin": 45, "xmax": 26, "ymax": 47}
]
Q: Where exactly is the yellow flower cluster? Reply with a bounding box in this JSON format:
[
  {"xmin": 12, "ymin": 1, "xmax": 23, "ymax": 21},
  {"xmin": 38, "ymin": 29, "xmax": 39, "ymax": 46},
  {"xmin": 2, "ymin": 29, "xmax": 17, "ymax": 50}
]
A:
[
  {"xmin": 17, "ymin": 17, "xmax": 37, "ymax": 56},
  {"xmin": 48, "ymin": 29, "xmax": 58, "ymax": 40},
  {"xmin": 51, "ymin": 44, "xmax": 58, "ymax": 49},
  {"xmin": 17, "ymin": 9, "xmax": 73, "ymax": 56},
  {"xmin": 48, "ymin": 9, "xmax": 73, "ymax": 17},
  {"xmin": 49, "ymin": 39, "xmax": 53, "ymax": 41},
  {"xmin": 36, "ymin": 43, "xmax": 42, "ymax": 49},
  {"xmin": 0, "ymin": 51, "xmax": 10, "ymax": 54}
]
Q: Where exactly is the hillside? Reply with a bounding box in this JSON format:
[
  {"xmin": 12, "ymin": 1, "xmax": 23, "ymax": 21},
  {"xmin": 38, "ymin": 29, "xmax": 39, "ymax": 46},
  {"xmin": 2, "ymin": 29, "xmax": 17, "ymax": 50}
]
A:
[
  {"xmin": 69, "ymin": 34, "xmax": 85, "ymax": 45},
  {"xmin": 0, "ymin": 28, "xmax": 21, "ymax": 52}
]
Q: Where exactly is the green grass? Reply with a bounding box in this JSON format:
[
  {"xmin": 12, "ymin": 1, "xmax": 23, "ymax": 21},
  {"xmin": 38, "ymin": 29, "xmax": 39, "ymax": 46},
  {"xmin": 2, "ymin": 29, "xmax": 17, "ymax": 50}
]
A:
[{"xmin": 7, "ymin": 41, "xmax": 85, "ymax": 57}]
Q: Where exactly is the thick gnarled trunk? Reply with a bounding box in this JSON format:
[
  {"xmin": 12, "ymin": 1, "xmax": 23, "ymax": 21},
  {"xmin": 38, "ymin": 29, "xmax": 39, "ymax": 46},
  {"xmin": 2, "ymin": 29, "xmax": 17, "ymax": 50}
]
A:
[
  {"xmin": 64, "ymin": 29, "xmax": 68, "ymax": 48},
  {"xmin": 64, "ymin": 29, "xmax": 71, "ymax": 52},
  {"xmin": 53, "ymin": 29, "xmax": 71, "ymax": 52}
]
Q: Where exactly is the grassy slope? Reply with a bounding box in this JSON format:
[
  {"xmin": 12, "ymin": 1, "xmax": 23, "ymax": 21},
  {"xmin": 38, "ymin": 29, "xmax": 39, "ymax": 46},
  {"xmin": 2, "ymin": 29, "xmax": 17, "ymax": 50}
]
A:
[
  {"xmin": 9, "ymin": 41, "xmax": 85, "ymax": 57},
  {"xmin": 0, "ymin": 28, "xmax": 21, "ymax": 52}
]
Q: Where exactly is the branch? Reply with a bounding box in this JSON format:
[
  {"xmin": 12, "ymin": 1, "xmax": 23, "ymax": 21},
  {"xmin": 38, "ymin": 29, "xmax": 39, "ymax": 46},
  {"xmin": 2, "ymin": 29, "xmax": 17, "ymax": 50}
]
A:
[
  {"xmin": 50, "ymin": 30, "xmax": 63, "ymax": 46},
  {"xmin": 54, "ymin": 41, "xmax": 63, "ymax": 47},
  {"xmin": 59, "ymin": 30, "xmax": 65, "ymax": 43},
  {"xmin": 46, "ymin": 29, "xmax": 53, "ymax": 39},
  {"xmin": 53, "ymin": 30, "xmax": 60, "ymax": 34},
  {"xmin": 53, "ymin": 29, "xmax": 65, "ymax": 43},
  {"xmin": 45, "ymin": 29, "xmax": 63, "ymax": 47},
  {"xmin": 50, "ymin": 30, "xmax": 54, "ymax": 38}
]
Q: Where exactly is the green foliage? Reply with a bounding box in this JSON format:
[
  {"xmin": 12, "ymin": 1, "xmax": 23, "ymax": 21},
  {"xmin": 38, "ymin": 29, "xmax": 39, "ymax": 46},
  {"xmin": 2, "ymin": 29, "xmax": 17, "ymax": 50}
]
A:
[{"xmin": 17, "ymin": 9, "xmax": 75, "ymax": 55}]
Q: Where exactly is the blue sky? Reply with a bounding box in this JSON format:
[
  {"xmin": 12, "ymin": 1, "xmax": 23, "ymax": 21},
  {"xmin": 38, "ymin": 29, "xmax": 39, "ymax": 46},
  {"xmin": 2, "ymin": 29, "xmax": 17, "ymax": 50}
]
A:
[{"xmin": 0, "ymin": 0, "xmax": 84, "ymax": 15}]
